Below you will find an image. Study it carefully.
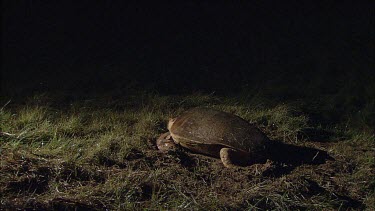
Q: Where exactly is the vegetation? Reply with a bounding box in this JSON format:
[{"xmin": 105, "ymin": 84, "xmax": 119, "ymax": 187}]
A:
[{"xmin": 0, "ymin": 92, "xmax": 374, "ymax": 210}]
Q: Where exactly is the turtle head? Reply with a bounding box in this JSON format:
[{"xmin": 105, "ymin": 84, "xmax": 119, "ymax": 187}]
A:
[{"xmin": 167, "ymin": 118, "xmax": 176, "ymax": 131}]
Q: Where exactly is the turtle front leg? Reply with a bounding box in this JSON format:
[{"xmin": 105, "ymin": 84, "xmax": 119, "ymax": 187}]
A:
[
  {"xmin": 220, "ymin": 148, "xmax": 252, "ymax": 168},
  {"xmin": 157, "ymin": 132, "xmax": 177, "ymax": 152}
]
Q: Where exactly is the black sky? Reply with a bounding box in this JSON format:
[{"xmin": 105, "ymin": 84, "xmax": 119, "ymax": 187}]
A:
[{"xmin": 2, "ymin": 1, "xmax": 374, "ymax": 95}]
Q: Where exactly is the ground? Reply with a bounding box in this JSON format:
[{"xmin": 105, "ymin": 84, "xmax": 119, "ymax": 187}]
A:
[{"xmin": 0, "ymin": 92, "xmax": 374, "ymax": 210}]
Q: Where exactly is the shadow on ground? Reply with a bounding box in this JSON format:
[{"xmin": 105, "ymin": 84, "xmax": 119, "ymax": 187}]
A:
[{"xmin": 263, "ymin": 140, "xmax": 334, "ymax": 177}]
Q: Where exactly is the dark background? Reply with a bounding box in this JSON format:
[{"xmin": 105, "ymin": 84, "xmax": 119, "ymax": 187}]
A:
[{"xmin": 1, "ymin": 1, "xmax": 374, "ymax": 97}]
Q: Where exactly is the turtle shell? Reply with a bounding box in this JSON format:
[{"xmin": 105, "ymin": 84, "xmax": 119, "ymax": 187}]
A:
[{"xmin": 168, "ymin": 107, "xmax": 269, "ymax": 157}]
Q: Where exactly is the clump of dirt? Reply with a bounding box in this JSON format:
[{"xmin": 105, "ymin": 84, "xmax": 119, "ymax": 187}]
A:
[
  {"xmin": 1, "ymin": 152, "xmax": 51, "ymax": 194},
  {"xmin": 56, "ymin": 161, "xmax": 106, "ymax": 183},
  {"xmin": 0, "ymin": 150, "xmax": 108, "ymax": 210},
  {"xmin": 5, "ymin": 166, "xmax": 51, "ymax": 194}
]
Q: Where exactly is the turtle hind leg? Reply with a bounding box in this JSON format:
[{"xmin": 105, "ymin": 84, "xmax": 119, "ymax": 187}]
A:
[{"xmin": 220, "ymin": 148, "xmax": 252, "ymax": 168}]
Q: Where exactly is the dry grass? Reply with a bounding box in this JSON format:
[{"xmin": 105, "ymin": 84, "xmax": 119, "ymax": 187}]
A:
[{"xmin": 0, "ymin": 93, "xmax": 373, "ymax": 210}]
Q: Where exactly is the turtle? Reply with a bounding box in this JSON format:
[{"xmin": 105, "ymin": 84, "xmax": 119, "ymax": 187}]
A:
[{"xmin": 157, "ymin": 107, "xmax": 271, "ymax": 168}]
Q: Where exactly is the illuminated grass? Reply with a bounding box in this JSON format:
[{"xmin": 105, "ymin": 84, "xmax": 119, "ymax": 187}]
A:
[{"xmin": 0, "ymin": 93, "xmax": 373, "ymax": 210}]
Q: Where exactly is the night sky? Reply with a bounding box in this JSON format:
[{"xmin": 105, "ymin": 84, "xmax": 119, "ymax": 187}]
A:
[{"xmin": 2, "ymin": 1, "xmax": 374, "ymax": 95}]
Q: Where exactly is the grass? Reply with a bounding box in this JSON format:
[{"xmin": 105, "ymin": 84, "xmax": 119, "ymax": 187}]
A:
[{"xmin": 0, "ymin": 92, "xmax": 374, "ymax": 210}]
